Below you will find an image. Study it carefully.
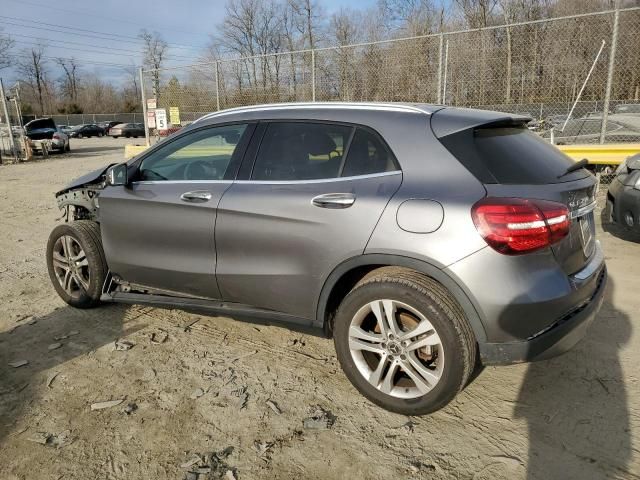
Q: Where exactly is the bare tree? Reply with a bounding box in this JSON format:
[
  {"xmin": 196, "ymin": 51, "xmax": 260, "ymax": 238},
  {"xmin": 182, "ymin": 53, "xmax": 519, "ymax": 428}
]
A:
[
  {"xmin": 0, "ymin": 28, "xmax": 14, "ymax": 70},
  {"xmin": 139, "ymin": 29, "xmax": 168, "ymax": 100},
  {"xmin": 454, "ymin": 0, "xmax": 498, "ymax": 28},
  {"xmin": 17, "ymin": 46, "xmax": 49, "ymax": 115},
  {"xmin": 55, "ymin": 57, "xmax": 80, "ymax": 103},
  {"xmin": 289, "ymin": 0, "xmax": 322, "ymax": 49},
  {"xmin": 378, "ymin": 0, "xmax": 441, "ymax": 36}
]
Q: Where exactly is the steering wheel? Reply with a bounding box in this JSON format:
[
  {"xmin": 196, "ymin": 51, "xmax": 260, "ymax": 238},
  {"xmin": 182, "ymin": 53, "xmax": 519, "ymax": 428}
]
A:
[{"xmin": 184, "ymin": 160, "xmax": 210, "ymax": 180}]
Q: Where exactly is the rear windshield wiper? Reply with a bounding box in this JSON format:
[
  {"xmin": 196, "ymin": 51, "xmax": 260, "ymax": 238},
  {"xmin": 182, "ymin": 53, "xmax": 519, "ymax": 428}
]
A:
[{"xmin": 558, "ymin": 158, "xmax": 589, "ymax": 178}]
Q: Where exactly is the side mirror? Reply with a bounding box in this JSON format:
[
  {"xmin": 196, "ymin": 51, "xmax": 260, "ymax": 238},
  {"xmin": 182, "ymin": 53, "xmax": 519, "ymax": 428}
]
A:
[{"xmin": 105, "ymin": 163, "xmax": 128, "ymax": 186}]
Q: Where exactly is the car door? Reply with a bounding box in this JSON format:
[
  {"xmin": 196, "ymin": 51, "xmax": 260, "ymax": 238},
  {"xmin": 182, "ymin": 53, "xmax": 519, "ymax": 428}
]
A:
[
  {"xmin": 99, "ymin": 123, "xmax": 254, "ymax": 299},
  {"xmin": 215, "ymin": 121, "xmax": 403, "ymax": 320}
]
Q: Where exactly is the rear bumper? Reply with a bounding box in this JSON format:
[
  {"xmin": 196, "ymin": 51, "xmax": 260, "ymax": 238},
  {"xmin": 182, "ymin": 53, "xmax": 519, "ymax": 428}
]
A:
[
  {"xmin": 607, "ymin": 179, "xmax": 640, "ymax": 232},
  {"xmin": 479, "ymin": 265, "xmax": 606, "ymax": 365}
]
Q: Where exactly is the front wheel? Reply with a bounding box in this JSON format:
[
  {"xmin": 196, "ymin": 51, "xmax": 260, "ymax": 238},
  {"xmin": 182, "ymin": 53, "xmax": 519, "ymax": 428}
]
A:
[
  {"xmin": 46, "ymin": 221, "xmax": 108, "ymax": 308},
  {"xmin": 77, "ymin": 133, "xmax": 83, "ymax": 139},
  {"xmin": 98, "ymin": 132, "xmax": 104, "ymax": 137},
  {"xmin": 333, "ymin": 268, "xmax": 477, "ymax": 415}
]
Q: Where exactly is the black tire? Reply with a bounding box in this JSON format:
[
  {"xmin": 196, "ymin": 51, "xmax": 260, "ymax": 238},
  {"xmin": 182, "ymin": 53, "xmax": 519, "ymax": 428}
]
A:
[
  {"xmin": 125, "ymin": 132, "xmax": 131, "ymax": 138},
  {"xmin": 46, "ymin": 221, "xmax": 108, "ymax": 309},
  {"xmin": 77, "ymin": 133, "xmax": 83, "ymax": 139},
  {"xmin": 333, "ymin": 267, "xmax": 477, "ymax": 415},
  {"xmin": 98, "ymin": 132, "xmax": 103, "ymax": 137}
]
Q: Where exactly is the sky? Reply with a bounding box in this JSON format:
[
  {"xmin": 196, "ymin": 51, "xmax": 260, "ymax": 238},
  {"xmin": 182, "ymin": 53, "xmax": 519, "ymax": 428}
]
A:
[{"xmin": 1, "ymin": 0, "xmax": 377, "ymax": 84}]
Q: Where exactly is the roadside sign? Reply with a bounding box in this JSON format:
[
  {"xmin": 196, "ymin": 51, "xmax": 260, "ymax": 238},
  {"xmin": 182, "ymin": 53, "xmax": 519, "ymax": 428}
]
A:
[
  {"xmin": 147, "ymin": 110, "xmax": 156, "ymax": 129},
  {"xmin": 169, "ymin": 106, "xmax": 181, "ymax": 125},
  {"xmin": 146, "ymin": 98, "xmax": 157, "ymax": 109},
  {"xmin": 155, "ymin": 108, "xmax": 168, "ymax": 131}
]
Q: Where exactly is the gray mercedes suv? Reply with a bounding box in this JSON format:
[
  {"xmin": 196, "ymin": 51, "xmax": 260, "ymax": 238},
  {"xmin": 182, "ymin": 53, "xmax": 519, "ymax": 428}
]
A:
[{"xmin": 47, "ymin": 103, "xmax": 606, "ymax": 415}]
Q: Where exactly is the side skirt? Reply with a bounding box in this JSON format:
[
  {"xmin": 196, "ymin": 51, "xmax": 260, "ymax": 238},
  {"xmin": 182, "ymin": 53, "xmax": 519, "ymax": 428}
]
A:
[{"xmin": 101, "ymin": 291, "xmax": 326, "ymax": 337}]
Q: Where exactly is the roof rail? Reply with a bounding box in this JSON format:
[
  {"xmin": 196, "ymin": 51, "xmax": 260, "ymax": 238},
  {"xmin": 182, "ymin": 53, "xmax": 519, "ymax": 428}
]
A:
[{"xmin": 194, "ymin": 102, "xmax": 431, "ymax": 123}]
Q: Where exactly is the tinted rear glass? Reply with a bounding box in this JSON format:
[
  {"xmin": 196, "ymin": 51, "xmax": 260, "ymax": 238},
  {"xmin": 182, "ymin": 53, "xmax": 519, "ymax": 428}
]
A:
[{"xmin": 439, "ymin": 126, "xmax": 589, "ymax": 184}]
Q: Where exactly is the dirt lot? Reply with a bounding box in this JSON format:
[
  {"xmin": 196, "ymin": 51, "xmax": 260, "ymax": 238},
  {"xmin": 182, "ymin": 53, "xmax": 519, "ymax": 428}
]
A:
[{"xmin": 0, "ymin": 137, "xmax": 639, "ymax": 480}]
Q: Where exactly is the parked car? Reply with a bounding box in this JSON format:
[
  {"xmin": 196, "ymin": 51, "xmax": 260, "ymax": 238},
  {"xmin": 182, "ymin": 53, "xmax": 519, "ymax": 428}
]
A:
[
  {"xmin": 606, "ymin": 153, "xmax": 640, "ymax": 233},
  {"xmin": 98, "ymin": 121, "xmax": 124, "ymax": 135},
  {"xmin": 24, "ymin": 118, "xmax": 70, "ymax": 152},
  {"xmin": 109, "ymin": 123, "xmax": 145, "ymax": 138},
  {"xmin": 68, "ymin": 124, "xmax": 105, "ymax": 138},
  {"xmin": 542, "ymin": 116, "xmax": 640, "ymax": 144},
  {"xmin": 46, "ymin": 103, "xmax": 606, "ymax": 415},
  {"xmin": 614, "ymin": 103, "xmax": 640, "ymax": 114}
]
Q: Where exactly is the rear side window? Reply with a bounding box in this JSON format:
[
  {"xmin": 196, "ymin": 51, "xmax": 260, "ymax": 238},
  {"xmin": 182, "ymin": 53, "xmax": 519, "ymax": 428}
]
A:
[
  {"xmin": 341, "ymin": 128, "xmax": 398, "ymax": 177},
  {"xmin": 439, "ymin": 126, "xmax": 589, "ymax": 184},
  {"xmin": 252, "ymin": 122, "xmax": 351, "ymax": 181}
]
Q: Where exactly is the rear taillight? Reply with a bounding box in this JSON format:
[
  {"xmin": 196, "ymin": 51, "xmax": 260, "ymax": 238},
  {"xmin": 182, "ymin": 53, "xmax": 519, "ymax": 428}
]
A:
[
  {"xmin": 471, "ymin": 197, "xmax": 570, "ymax": 255},
  {"xmin": 53, "ymin": 133, "xmax": 60, "ymax": 139}
]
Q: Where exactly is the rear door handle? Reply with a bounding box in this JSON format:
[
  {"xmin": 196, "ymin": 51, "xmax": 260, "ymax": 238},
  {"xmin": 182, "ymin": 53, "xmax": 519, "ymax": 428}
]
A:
[
  {"xmin": 180, "ymin": 190, "xmax": 212, "ymax": 203},
  {"xmin": 312, "ymin": 193, "xmax": 356, "ymax": 209}
]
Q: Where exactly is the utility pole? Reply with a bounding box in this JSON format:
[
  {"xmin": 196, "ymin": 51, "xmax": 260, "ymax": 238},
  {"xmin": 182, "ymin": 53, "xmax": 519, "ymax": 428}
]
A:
[{"xmin": 0, "ymin": 78, "xmax": 18, "ymax": 162}]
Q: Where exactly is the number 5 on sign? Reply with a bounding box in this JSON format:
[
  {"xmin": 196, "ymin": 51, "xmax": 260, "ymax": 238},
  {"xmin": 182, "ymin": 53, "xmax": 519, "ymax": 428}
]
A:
[{"xmin": 155, "ymin": 109, "xmax": 167, "ymax": 131}]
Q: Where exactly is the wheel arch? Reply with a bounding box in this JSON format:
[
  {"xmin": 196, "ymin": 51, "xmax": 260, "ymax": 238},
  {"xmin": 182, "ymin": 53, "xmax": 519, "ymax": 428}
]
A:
[{"xmin": 315, "ymin": 254, "xmax": 487, "ymax": 343}]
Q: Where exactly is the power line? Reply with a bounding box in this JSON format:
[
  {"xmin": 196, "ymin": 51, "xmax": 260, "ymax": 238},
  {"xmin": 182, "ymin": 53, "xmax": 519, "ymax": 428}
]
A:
[
  {"xmin": 7, "ymin": 0, "xmax": 214, "ymax": 41},
  {"xmin": 0, "ymin": 15, "xmax": 206, "ymax": 51},
  {"xmin": 13, "ymin": 52, "xmax": 134, "ymax": 68},
  {"xmin": 11, "ymin": 37, "xmax": 198, "ymax": 62}
]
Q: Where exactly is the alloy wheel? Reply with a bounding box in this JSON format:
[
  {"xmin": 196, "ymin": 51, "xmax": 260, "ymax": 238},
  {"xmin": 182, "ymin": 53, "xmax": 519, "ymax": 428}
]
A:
[
  {"xmin": 348, "ymin": 299, "xmax": 444, "ymax": 399},
  {"xmin": 51, "ymin": 235, "xmax": 91, "ymax": 298}
]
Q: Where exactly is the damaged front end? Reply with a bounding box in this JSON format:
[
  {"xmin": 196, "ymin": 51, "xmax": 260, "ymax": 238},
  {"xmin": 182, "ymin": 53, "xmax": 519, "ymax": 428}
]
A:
[{"xmin": 55, "ymin": 164, "xmax": 114, "ymax": 222}]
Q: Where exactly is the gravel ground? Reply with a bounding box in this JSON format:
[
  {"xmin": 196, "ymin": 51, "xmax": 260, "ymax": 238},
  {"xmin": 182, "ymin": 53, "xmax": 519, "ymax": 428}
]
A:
[{"xmin": 0, "ymin": 137, "xmax": 639, "ymax": 480}]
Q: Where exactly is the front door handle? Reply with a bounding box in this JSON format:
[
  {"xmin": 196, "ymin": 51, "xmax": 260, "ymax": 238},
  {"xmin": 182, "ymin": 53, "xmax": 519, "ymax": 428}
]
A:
[
  {"xmin": 312, "ymin": 193, "xmax": 356, "ymax": 209},
  {"xmin": 180, "ymin": 190, "xmax": 212, "ymax": 203}
]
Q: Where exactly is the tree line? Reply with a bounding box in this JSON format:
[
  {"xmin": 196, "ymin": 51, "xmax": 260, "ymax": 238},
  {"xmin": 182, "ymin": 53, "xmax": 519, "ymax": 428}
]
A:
[{"xmin": 1, "ymin": 0, "xmax": 639, "ymax": 117}]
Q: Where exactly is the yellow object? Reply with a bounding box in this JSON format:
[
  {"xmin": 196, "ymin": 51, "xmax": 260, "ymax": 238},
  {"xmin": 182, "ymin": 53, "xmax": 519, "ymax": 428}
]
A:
[
  {"xmin": 557, "ymin": 144, "xmax": 640, "ymax": 165},
  {"xmin": 124, "ymin": 144, "xmax": 149, "ymax": 160},
  {"xmin": 170, "ymin": 107, "xmax": 181, "ymax": 125}
]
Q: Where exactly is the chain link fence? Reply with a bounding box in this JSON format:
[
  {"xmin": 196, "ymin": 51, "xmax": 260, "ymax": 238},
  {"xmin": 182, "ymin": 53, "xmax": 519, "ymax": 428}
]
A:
[{"xmin": 142, "ymin": 7, "xmax": 640, "ymax": 151}]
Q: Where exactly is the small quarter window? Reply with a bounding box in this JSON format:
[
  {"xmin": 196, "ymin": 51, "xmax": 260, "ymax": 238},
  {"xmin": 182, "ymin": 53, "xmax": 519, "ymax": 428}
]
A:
[{"xmin": 341, "ymin": 128, "xmax": 398, "ymax": 177}]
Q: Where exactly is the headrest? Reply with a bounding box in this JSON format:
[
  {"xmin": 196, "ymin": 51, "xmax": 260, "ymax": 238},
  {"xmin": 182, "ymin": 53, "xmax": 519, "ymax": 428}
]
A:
[{"xmin": 304, "ymin": 131, "xmax": 336, "ymax": 156}]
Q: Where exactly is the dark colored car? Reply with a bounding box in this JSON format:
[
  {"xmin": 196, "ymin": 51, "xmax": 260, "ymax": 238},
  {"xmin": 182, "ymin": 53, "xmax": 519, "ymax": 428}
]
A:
[
  {"xmin": 24, "ymin": 118, "xmax": 70, "ymax": 151},
  {"xmin": 69, "ymin": 124, "xmax": 105, "ymax": 138},
  {"xmin": 46, "ymin": 103, "xmax": 606, "ymax": 415},
  {"xmin": 606, "ymin": 153, "xmax": 640, "ymax": 233},
  {"xmin": 98, "ymin": 121, "xmax": 124, "ymax": 135},
  {"xmin": 109, "ymin": 123, "xmax": 145, "ymax": 138}
]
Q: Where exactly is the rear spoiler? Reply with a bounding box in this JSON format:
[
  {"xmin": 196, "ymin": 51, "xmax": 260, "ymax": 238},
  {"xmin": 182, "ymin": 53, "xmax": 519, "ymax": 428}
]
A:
[{"xmin": 431, "ymin": 107, "xmax": 531, "ymax": 138}]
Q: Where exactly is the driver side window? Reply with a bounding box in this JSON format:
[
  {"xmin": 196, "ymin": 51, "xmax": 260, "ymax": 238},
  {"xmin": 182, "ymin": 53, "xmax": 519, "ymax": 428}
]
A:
[{"xmin": 139, "ymin": 124, "xmax": 248, "ymax": 181}]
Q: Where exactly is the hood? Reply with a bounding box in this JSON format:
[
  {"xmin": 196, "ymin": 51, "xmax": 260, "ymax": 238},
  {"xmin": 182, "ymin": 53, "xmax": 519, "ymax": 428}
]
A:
[
  {"xmin": 24, "ymin": 118, "xmax": 56, "ymax": 131},
  {"xmin": 56, "ymin": 164, "xmax": 115, "ymax": 195}
]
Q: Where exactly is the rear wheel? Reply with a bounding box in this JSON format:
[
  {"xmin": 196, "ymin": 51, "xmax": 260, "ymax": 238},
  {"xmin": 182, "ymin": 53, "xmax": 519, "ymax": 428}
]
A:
[
  {"xmin": 77, "ymin": 133, "xmax": 83, "ymax": 139},
  {"xmin": 333, "ymin": 268, "xmax": 476, "ymax": 415},
  {"xmin": 98, "ymin": 132, "xmax": 104, "ymax": 137},
  {"xmin": 46, "ymin": 221, "xmax": 108, "ymax": 309},
  {"xmin": 125, "ymin": 132, "xmax": 131, "ymax": 138}
]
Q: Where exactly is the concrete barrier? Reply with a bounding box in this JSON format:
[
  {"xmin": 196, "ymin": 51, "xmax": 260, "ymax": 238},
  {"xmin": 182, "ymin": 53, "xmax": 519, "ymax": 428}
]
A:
[{"xmin": 557, "ymin": 144, "xmax": 640, "ymax": 165}]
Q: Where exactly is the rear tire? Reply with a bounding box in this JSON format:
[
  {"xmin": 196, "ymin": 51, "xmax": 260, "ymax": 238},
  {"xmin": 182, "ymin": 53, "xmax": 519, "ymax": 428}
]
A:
[
  {"xmin": 46, "ymin": 221, "xmax": 108, "ymax": 309},
  {"xmin": 333, "ymin": 267, "xmax": 477, "ymax": 415}
]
